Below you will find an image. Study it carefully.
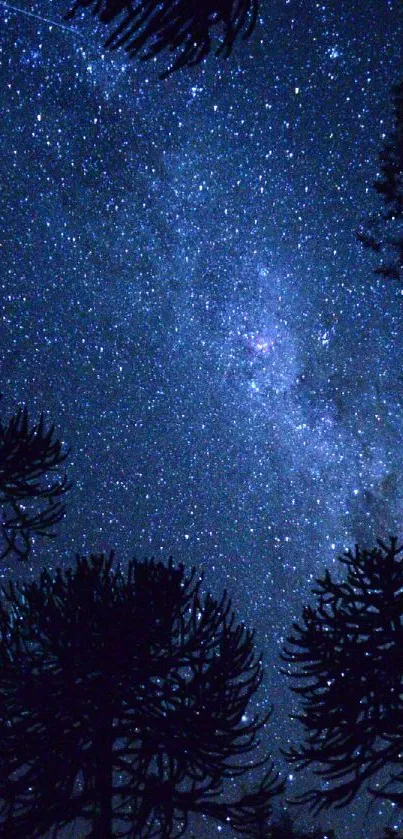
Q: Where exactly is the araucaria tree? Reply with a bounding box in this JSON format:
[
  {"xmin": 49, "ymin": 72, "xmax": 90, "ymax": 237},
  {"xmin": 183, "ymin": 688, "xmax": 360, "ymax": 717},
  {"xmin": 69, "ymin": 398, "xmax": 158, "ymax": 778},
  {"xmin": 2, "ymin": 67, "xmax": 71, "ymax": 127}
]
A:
[
  {"xmin": 0, "ymin": 553, "xmax": 283, "ymax": 837},
  {"xmin": 0, "ymin": 405, "xmax": 70, "ymax": 562},
  {"xmin": 281, "ymin": 537, "xmax": 403, "ymax": 813},
  {"xmin": 357, "ymin": 80, "xmax": 403, "ymax": 281},
  {"xmin": 65, "ymin": 0, "xmax": 259, "ymax": 78}
]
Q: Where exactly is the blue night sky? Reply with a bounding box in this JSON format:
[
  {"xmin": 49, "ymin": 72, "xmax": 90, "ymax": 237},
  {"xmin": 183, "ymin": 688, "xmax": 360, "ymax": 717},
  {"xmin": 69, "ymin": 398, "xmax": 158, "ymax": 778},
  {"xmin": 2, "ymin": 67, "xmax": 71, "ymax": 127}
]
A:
[{"xmin": 1, "ymin": 1, "xmax": 403, "ymax": 835}]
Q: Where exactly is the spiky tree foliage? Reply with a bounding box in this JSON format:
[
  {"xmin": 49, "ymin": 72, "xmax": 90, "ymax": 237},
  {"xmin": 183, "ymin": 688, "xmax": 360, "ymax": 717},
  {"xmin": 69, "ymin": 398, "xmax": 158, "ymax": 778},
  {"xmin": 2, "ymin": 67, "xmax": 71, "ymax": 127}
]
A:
[
  {"xmin": 280, "ymin": 537, "xmax": 403, "ymax": 814},
  {"xmin": 357, "ymin": 81, "xmax": 403, "ymax": 281},
  {"xmin": 65, "ymin": 0, "xmax": 258, "ymax": 78},
  {"xmin": 266, "ymin": 824, "xmax": 401, "ymax": 839},
  {"xmin": 252, "ymin": 807, "xmax": 337, "ymax": 838},
  {"xmin": 0, "ymin": 405, "xmax": 70, "ymax": 562},
  {"xmin": 0, "ymin": 553, "xmax": 283, "ymax": 838}
]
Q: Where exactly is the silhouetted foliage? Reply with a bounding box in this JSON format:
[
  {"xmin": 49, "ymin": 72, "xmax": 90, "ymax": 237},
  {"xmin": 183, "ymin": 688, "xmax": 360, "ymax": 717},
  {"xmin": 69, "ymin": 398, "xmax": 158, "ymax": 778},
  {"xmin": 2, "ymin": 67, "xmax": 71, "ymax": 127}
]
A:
[
  {"xmin": 0, "ymin": 553, "xmax": 283, "ymax": 837},
  {"xmin": 65, "ymin": 0, "xmax": 258, "ymax": 78},
  {"xmin": 255, "ymin": 808, "xmax": 336, "ymax": 837},
  {"xmin": 0, "ymin": 404, "xmax": 70, "ymax": 562},
  {"xmin": 280, "ymin": 537, "xmax": 403, "ymax": 814},
  {"xmin": 357, "ymin": 80, "xmax": 403, "ymax": 281},
  {"xmin": 243, "ymin": 811, "xmax": 403, "ymax": 839}
]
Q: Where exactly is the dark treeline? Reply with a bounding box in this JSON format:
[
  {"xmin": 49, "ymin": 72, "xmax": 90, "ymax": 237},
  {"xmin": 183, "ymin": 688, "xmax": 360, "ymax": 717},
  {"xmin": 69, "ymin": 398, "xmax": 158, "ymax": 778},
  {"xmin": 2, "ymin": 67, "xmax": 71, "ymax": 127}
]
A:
[{"xmin": 1, "ymin": 404, "xmax": 403, "ymax": 836}]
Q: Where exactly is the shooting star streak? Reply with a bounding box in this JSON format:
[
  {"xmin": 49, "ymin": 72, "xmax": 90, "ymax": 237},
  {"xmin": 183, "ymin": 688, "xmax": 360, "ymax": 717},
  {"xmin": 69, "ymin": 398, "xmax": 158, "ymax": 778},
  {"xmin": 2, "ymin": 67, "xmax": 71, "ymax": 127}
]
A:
[{"xmin": 0, "ymin": 2, "xmax": 85, "ymax": 36}]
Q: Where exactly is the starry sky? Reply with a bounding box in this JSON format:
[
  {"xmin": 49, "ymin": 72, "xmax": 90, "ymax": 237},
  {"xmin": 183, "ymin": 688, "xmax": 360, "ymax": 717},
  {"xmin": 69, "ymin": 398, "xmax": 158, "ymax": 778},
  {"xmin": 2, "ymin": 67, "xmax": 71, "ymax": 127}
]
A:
[{"xmin": 1, "ymin": 1, "xmax": 403, "ymax": 836}]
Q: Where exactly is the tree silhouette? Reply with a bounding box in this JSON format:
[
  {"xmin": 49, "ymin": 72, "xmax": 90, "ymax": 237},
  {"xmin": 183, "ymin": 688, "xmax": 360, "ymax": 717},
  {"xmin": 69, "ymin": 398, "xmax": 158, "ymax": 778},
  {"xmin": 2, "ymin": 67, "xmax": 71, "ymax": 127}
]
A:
[
  {"xmin": 65, "ymin": 0, "xmax": 259, "ymax": 79},
  {"xmin": 280, "ymin": 537, "xmax": 403, "ymax": 814},
  {"xmin": 242, "ymin": 811, "xmax": 403, "ymax": 839},
  {"xmin": 0, "ymin": 552, "xmax": 284, "ymax": 837},
  {"xmin": 0, "ymin": 404, "xmax": 70, "ymax": 562},
  {"xmin": 357, "ymin": 80, "xmax": 403, "ymax": 281},
  {"xmin": 250, "ymin": 807, "xmax": 337, "ymax": 837}
]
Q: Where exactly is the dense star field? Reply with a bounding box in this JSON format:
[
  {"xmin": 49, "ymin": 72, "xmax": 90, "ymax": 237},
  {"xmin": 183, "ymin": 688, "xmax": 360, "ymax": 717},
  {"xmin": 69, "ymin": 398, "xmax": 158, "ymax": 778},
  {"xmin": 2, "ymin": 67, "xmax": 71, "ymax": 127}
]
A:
[{"xmin": 1, "ymin": 0, "xmax": 403, "ymax": 835}]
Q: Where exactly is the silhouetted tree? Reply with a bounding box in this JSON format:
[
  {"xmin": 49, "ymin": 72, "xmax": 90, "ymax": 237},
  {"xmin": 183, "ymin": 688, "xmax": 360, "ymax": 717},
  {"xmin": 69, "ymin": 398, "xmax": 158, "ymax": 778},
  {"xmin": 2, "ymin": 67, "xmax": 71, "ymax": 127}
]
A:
[
  {"xmin": 0, "ymin": 404, "xmax": 70, "ymax": 562},
  {"xmin": 258, "ymin": 821, "xmax": 402, "ymax": 839},
  {"xmin": 280, "ymin": 537, "xmax": 403, "ymax": 814},
  {"xmin": 357, "ymin": 81, "xmax": 403, "ymax": 281},
  {"xmin": 65, "ymin": 0, "xmax": 259, "ymax": 78},
  {"xmin": 253, "ymin": 807, "xmax": 337, "ymax": 837},
  {"xmin": 0, "ymin": 553, "xmax": 283, "ymax": 837}
]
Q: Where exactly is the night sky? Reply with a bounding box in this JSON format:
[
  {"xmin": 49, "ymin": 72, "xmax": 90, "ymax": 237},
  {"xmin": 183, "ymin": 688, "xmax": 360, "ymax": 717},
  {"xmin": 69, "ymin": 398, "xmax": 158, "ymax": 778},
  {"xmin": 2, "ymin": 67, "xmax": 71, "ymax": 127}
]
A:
[{"xmin": 1, "ymin": 1, "xmax": 403, "ymax": 836}]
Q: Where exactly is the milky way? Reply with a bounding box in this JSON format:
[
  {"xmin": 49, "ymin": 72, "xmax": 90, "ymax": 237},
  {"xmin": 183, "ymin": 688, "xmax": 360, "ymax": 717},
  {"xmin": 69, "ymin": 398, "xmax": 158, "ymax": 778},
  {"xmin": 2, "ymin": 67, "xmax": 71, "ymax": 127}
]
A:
[{"xmin": 1, "ymin": 1, "xmax": 403, "ymax": 835}]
